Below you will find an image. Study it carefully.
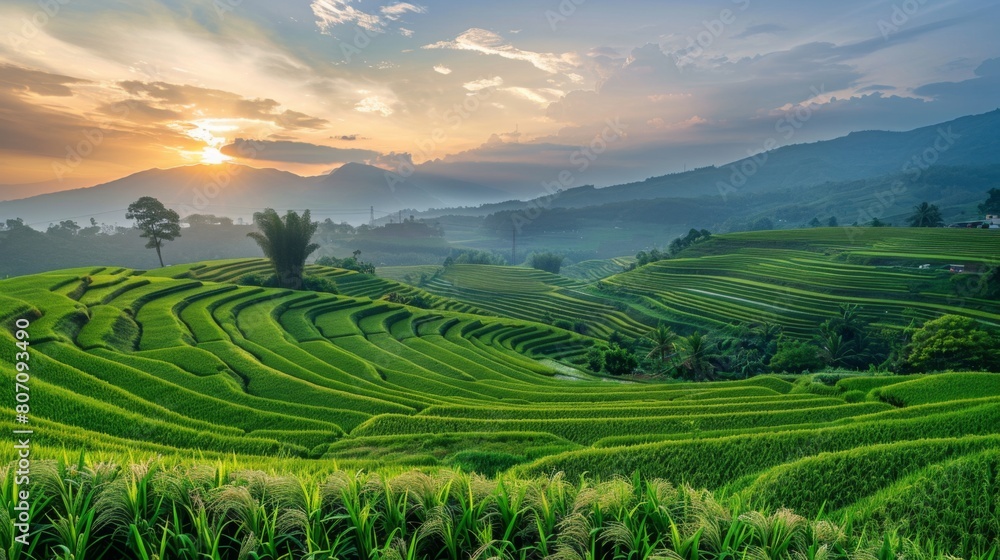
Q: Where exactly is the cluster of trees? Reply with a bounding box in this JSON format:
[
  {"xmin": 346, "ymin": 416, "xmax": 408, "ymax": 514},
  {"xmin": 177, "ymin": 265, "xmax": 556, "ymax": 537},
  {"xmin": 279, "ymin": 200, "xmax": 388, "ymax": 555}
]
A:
[
  {"xmin": 316, "ymin": 250, "xmax": 376, "ymax": 274},
  {"xmin": 2, "ymin": 217, "xmax": 122, "ymax": 237},
  {"xmin": 114, "ymin": 199, "xmax": 377, "ymax": 287},
  {"xmin": 726, "ymin": 217, "xmax": 775, "ymax": 233},
  {"xmin": 528, "ymin": 252, "xmax": 565, "ymax": 274},
  {"xmin": 952, "ymin": 266, "xmax": 1000, "ymax": 300},
  {"xmin": 443, "ymin": 250, "xmax": 507, "ymax": 266},
  {"xmin": 586, "ymin": 327, "xmax": 719, "ymax": 380},
  {"xmin": 356, "ymin": 217, "xmax": 444, "ymax": 239},
  {"xmin": 184, "ymin": 213, "xmax": 235, "ymax": 226},
  {"xmin": 630, "ymin": 229, "xmax": 712, "ymax": 269},
  {"xmin": 808, "ymin": 216, "xmax": 838, "ymax": 227},
  {"xmin": 582, "ymin": 305, "xmax": 1000, "ymax": 378},
  {"xmin": 979, "ymin": 188, "xmax": 1000, "ymax": 215},
  {"xmin": 382, "ymin": 291, "xmax": 430, "ymax": 308}
]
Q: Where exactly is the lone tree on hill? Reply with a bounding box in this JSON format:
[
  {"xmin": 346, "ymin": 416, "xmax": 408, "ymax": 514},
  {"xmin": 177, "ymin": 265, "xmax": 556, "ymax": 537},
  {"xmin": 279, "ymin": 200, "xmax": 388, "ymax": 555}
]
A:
[
  {"xmin": 907, "ymin": 202, "xmax": 944, "ymax": 227},
  {"xmin": 126, "ymin": 196, "xmax": 181, "ymax": 267},
  {"xmin": 247, "ymin": 208, "xmax": 319, "ymax": 289}
]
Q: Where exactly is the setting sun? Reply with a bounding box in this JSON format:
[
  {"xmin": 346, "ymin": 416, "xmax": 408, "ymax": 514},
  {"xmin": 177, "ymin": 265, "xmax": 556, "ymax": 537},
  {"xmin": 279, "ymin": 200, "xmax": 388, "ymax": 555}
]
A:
[{"xmin": 200, "ymin": 146, "xmax": 232, "ymax": 165}]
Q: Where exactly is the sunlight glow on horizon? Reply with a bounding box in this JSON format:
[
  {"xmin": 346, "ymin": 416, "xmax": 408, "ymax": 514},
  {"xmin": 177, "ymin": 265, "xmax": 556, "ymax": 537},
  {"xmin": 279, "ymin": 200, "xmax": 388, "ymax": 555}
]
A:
[{"xmin": 199, "ymin": 147, "xmax": 233, "ymax": 165}]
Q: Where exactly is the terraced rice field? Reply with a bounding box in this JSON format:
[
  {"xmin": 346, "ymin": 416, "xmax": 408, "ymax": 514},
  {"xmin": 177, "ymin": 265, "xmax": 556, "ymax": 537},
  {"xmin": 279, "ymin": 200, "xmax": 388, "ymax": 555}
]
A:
[
  {"xmin": 382, "ymin": 229, "xmax": 1000, "ymax": 340},
  {"xmin": 599, "ymin": 228, "xmax": 1000, "ymax": 336},
  {"xmin": 2, "ymin": 228, "xmax": 1000, "ymax": 558},
  {"xmin": 388, "ymin": 264, "xmax": 656, "ymax": 338},
  {"xmin": 560, "ymin": 257, "xmax": 636, "ymax": 281}
]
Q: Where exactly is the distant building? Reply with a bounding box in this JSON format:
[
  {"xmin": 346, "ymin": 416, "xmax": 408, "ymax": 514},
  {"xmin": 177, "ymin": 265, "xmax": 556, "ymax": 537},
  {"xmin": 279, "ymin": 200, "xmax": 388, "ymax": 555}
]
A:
[
  {"xmin": 950, "ymin": 264, "xmax": 966, "ymax": 273},
  {"xmin": 948, "ymin": 215, "xmax": 1000, "ymax": 228}
]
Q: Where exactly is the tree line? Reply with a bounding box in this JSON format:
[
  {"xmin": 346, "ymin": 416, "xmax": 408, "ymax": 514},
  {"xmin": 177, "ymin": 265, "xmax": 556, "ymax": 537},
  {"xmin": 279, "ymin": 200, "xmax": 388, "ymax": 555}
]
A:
[{"xmin": 584, "ymin": 305, "xmax": 1000, "ymax": 379}]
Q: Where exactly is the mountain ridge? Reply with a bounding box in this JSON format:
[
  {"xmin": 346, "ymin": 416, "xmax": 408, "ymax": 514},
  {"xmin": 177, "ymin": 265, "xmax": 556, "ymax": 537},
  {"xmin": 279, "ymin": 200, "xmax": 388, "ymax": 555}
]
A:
[{"xmin": 1, "ymin": 110, "xmax": 998, "ymax": 228}]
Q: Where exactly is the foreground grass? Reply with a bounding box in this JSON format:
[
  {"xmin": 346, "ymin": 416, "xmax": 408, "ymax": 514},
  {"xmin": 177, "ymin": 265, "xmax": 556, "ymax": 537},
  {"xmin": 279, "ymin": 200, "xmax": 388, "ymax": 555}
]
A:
[{"xmin": 3, "ymin": 451, "xmax": 997, "ymax": 560}]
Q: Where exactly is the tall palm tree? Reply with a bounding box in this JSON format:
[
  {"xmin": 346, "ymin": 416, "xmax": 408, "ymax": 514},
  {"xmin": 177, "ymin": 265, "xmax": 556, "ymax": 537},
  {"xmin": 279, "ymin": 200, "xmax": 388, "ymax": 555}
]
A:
[
  {"xmin": 907, "ymin": 202, "xmax": 944, "ymax": 227},
  {"xmin": 247, "ymin": 208, "xmax": 320, "ymax": 289},
  {"xmin": 816, "ymin": 330, "xmax": 856, "ymax": 368},
  {"xmin": 754, "ymin": 321, "xmax": 781, "ymax": 351},
  {"xmin": 645, "ymin": 323, "xmax": 679, "ymax": 365},
  {"xmin": 678, "ymin": 332, "xmax": 718, "ymax": 382}
]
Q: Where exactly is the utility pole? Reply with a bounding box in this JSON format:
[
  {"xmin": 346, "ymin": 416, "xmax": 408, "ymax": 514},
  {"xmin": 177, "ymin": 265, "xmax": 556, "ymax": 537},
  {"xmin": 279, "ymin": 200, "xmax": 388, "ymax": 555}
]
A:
[{"xmin": 369, "ymin": 206, "xmax": 375, "ymax": 228}]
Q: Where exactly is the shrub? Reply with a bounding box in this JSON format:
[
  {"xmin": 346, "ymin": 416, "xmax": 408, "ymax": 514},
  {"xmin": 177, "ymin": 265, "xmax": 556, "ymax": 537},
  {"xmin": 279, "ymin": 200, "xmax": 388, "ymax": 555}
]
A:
[
  {"xmin": 585, "ymin": 346, "xmax": 604, "ymax": 372},
  {"xmin": 237, "ymin": 272, "xmax": 338, "ymax": 294},
  {"xmin": 553, "ymin": 319, "xmax": 574, "ymax": 331},
  {"xmin": 528, "ymin": 252, "xmax": 565, "ymax": 274},
  {"xmin": 770, "ymin": 339, "xmax": 824, "ymax": 373},
  {"xmin": 443, "ymin": 249, "xmax": 507, "ymax": 266},
  {"xmin": 602, "ymin": 344, "xmax": 639, "ymax": 376},
  {"xmin": 900, "ymin": 315, "xmax": 1000, "ymax": 372},
  {"xmin": 302, "ymin": 275, "xmax": 340, "ymax": 294}
]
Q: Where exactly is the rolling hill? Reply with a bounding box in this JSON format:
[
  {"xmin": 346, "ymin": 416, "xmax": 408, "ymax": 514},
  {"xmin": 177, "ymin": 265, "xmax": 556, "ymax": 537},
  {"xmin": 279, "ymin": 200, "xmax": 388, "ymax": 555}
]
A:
[
  {"xmin": 2, "ymin": 111, "xmax": 998, "ymax": 237},
  {"xmin": 0, "ymin": 162, "xmax": 504, "ymax": 228},
  {"xmin": 2, "ymin": 228, "xmax": 1000, "ymax": 558},
  {"xmin": 385, "ymin": 227, "xmax": 1000, "ymax": 340}
]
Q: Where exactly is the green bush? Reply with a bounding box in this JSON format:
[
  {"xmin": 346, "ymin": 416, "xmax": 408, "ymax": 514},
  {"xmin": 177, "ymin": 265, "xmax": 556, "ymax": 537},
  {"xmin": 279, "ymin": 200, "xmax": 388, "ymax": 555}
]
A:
[
  {"xmin": 770, "ymin": 339, "xmax": 824, "ymax": 373},
  {"xmin": 528, "ymin": 252, "xmax": 565, "ymax": 274}
]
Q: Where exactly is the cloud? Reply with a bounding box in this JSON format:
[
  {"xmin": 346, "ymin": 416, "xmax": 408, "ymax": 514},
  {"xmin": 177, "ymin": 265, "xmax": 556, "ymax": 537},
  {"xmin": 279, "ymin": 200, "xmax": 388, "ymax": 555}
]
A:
[
  {"xmin": 433, "ymin": 65, "xmax": 452, "ymax": 75},
  {"xmin": 504, "ymin": 87, "xmax": 564, "ymax": 106},
  {"xmin": 368, "ymin": 151, "xmax": 413, "ymax": 170},
  {"xmin": 355, "ymin": 96, "xmax": 394, "ymax": 116},
  {"xmin": 0, "ymin": 65, "xmax": 200, "ymax": 175},
  {"xmin": 423, "ymin": 28, "xmax": 579, "ymax": 75},
  {"xmin": 381, "ymin": 3, "xmax": 426, "ymax": 19},
  {"xmin": 832, "ymin": 12, "xmax": 985, "ymax": 61},
  {"xmin": 95, "ymin": 99, "xmax": 182, "ymax": 124},
  {"xmin": 274, "ymin": 109, "xmax": 328, "ymax": 129},
  {"xmin": 113, "ymin": 81, "xmax": 328, "ymax": 130},
  {"xmin": 913, "ymin": 57, "xmax": 1000, "ymax": 112},
  {"xmin": 220, "ymin": 138, "xmax": 380, "ymax": 164},
  {"xmin": 734, "ymin": 24, "xmax": 786, "ymax": 39},
  {"xmin": 311, "ymin": 0, "xmax": 383, "ymax": 33},
  {"xmin": 0, "ymin": 64, "xmax": 90, "ymax": 97},
  {"xmin": 463, "ymin": 77, "xmax": 503, "ymax": 91},
  {"xmin": 856, "ymin": 84, "xmax": 897, "ymax": 93},
  {"xmin": 310, "ymin": 0, "xmax": 425, "ymax": 36}
]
